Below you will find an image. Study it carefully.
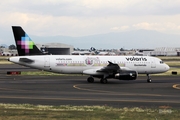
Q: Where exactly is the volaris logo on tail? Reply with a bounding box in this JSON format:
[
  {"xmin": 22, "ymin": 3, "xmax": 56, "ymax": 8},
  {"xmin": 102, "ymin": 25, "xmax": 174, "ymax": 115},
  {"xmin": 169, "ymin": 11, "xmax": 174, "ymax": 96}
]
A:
[{"xmin": 17, "ymin": 33, "xmax": 35, "ymax": 54}]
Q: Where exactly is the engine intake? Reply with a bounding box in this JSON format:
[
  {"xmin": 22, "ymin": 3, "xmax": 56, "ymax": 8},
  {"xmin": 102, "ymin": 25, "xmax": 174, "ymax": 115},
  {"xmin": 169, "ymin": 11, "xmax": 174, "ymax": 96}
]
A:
[{"xmin": 115, "ymin": 70, "xmax": 137, "ymax": 80}]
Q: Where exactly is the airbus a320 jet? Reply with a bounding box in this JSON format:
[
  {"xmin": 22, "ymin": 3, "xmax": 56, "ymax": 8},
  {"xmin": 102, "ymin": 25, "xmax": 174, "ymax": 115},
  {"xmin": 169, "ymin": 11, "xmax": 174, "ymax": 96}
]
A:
[{"xmin": 9, "ymin": 26, "xmax": 170, "ymax": 84}]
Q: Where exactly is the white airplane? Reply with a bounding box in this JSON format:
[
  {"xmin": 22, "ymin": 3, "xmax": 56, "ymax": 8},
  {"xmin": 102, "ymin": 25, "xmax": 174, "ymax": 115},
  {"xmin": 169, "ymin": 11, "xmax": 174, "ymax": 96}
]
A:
[{"xmin": 9, "ymin": 26, "xmax": 170, "ymax": 84}]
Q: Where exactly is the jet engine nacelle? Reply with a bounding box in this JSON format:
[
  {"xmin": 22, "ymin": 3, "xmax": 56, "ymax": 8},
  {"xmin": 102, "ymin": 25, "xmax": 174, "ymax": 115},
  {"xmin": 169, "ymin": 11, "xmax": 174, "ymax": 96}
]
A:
[{"xmin": 114, "ymin": 70, "xmax": 137, "ymax": 80}]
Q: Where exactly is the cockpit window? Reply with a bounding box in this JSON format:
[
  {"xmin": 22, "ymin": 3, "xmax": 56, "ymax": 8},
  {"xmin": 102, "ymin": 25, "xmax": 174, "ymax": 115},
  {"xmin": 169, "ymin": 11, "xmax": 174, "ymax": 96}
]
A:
[{"xmin": 160, "ymin": 61, "xmax": 164, "ymax": 64}]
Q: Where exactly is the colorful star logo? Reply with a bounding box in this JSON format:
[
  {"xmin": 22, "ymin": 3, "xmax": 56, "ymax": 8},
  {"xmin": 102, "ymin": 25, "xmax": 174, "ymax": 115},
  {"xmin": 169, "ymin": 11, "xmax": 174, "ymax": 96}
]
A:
[{"xmin": 17, "ymin": 34, "xmax": 34, "ymax": 53}]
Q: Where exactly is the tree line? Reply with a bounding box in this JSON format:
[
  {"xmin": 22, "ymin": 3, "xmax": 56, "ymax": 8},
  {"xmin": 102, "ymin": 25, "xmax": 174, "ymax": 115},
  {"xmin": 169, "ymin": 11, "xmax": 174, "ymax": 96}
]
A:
[{"xmin": 0, "ymin": 44, "xmax": 16, "ymax": 50}]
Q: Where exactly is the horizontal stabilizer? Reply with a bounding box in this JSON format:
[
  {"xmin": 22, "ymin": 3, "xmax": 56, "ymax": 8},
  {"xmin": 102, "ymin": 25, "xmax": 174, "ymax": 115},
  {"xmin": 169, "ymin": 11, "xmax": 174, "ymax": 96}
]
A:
[{"xmin": 19, "ymin": 58, "xmax": 34, "ymax": 63}]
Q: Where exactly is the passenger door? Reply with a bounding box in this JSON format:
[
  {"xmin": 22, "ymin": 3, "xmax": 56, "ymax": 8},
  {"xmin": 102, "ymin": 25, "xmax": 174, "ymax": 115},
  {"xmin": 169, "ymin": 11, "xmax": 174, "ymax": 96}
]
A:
[{"xmin": 151, "ymin": 58, "xmax": 156, "ymax": 68}]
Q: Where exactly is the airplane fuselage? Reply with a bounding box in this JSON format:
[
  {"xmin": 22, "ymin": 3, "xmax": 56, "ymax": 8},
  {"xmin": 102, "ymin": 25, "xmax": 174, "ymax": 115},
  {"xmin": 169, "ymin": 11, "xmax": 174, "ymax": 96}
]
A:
[
  {"xmin": 9, "ymin": 55, "xmax": 169, "ymax": 75},
  {"xmin": 10, "ymin": 26, "xmax": 170, "ymax": 83}
]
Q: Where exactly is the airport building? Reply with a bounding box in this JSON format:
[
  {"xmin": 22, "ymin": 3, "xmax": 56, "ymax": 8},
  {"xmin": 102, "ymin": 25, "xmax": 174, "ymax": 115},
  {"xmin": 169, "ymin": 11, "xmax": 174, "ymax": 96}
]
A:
[
  {"xmin": 37, "ymin": 43, "xmax": 74, "ymax": 55},
  {"xmin": 0, "ymin": 43, "xmax": 73, "ymax": 56},
  {"xmin": 0, "ymin": 48, "xmax": 18, "ymax": 56},
  {"xmin": 1, "ymin": 43, "xmax": 180, "ymax": 56},
  {"xmin": 149, "ymin": 47, "xmax": 180, "ymax": 56},
  {"xmin": 135, "ymin": 47, "xmax": 180, "ymax": 56}
]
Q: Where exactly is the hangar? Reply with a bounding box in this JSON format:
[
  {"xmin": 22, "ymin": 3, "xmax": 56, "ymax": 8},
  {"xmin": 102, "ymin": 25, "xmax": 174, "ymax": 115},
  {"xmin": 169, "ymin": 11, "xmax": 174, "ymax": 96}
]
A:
[
  {"xmin": 37, "ymin": 43, "xmax": 74, "ymax": 55},
  {"xmin": 150, "ymin": 47, "xmax": 180, "ymax": 56}
]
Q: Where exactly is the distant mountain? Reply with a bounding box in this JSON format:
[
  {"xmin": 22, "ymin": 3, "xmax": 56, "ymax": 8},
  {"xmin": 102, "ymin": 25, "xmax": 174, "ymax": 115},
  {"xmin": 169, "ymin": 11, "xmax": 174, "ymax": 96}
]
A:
[
  {"xmin": 31, "ymin": 29, "xmax": 180, "ymax": 49},
  {"xmin": 1, "ymin": 28, "xmax": 180, "ymax": 49}
]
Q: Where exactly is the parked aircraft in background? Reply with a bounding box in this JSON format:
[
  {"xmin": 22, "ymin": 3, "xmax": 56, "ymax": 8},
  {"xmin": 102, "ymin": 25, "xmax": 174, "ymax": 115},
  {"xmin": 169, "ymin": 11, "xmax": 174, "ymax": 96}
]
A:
[
  {"xmin": 1, "ymin": 52, "xmax": 18, "ymax": 56},
  {"xmin": 9, "ymin": 26, "xmax": 170, "ymax": 83}
]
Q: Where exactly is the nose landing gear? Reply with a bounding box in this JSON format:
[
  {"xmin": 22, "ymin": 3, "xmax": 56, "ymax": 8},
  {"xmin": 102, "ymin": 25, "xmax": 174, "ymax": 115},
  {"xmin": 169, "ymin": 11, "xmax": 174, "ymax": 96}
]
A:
[{"xmin": 147, "ymin": 74, "xmax": 152, "ymax": 83}]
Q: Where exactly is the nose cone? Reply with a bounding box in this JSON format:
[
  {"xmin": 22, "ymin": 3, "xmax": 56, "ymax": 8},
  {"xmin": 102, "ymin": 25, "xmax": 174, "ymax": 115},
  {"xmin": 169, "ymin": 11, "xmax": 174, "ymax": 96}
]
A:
[{"xmin": 165, "ymin": 64, "xmax": 170, "ymax": 71}]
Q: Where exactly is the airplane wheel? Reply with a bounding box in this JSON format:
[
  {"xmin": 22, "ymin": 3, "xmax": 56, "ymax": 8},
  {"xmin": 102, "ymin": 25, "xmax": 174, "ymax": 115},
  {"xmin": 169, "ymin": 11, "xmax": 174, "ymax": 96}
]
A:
[
  {"xmin": 87, "ymin": 77, "xmax": 94, "ymax": 83},
  {"xmin": 147, "ymin": 79, "xmax": 152, "ymax": 83},
  {"xmin": 100, "ymin": 78, "xmax": 108, "ymax": 84}
]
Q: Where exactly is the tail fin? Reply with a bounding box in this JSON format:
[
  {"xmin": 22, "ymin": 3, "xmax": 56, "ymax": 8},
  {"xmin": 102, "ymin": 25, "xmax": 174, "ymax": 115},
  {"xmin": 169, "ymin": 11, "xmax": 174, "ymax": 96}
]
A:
[{"xmin": 12, "ymin": 26, "xmax": 43, "ymax": 56}]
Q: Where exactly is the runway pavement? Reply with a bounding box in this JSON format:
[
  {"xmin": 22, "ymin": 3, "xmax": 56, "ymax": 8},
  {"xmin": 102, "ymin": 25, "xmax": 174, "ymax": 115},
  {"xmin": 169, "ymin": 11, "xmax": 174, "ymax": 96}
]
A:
[{"xmin": 0, "ymin": 64, "xmax": 180, "ymax": 108}]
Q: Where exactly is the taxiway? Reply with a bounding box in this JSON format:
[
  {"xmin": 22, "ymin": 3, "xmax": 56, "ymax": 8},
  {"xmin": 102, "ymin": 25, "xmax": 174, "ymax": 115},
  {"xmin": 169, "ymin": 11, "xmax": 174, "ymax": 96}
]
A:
[{"xmin": 0, "ymin": 64, "xmax": 180, "ymax": 108}]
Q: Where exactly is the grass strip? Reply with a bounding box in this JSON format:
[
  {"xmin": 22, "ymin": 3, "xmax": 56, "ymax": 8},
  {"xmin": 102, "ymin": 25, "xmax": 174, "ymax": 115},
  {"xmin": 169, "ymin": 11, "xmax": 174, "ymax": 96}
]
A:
[
  {"xmin": 158, "ymin": 56, "xmax": 180, "ymax": 61},
  {"xmin": 21, "ymin": 71, "xmax": 83, "ymax": 76},
  {"xmin": 0, "ymin": 103, "xmax": 179, "ymax": 120}
]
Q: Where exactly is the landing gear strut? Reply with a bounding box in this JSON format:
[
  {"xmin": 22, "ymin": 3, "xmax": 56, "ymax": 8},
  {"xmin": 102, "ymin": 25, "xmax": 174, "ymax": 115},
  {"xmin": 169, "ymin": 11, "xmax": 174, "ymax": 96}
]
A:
[
  {"xmin": 147, "ymin": 74, "xmax": 152, "ymax": 83},
  {"xmin": 87, "ymin": 76, "xmax": 94, "ymax": 83}
]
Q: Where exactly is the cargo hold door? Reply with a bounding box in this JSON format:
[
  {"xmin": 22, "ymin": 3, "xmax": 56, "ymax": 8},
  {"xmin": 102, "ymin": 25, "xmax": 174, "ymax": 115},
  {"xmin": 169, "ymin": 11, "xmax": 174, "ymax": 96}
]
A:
[{"xmin": 44, "ymin": 57, "xmax": 50, "ymax": 67}]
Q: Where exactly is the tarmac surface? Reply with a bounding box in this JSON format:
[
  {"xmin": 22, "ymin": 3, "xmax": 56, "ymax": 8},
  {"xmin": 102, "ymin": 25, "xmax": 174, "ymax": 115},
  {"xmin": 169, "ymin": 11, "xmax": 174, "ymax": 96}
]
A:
[{"xmin": 0, "ymin": 64, "xmax": 180, "ymax": 108}]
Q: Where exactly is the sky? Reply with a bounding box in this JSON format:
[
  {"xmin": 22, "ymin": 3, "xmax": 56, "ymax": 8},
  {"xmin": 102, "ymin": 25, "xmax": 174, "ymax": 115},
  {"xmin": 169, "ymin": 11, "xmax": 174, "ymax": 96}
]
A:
[{"xmin": 0, "ymin": 0, "xmax": 180, "ymax": 48}]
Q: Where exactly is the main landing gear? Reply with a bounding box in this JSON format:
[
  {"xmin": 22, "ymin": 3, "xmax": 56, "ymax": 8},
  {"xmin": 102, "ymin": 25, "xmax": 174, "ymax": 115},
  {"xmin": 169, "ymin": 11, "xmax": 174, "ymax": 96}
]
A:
[
  {"xmin": 147, "ymin": 74, "xmax": 152, "ymax": 83},
  {"xmin": 87, "ymin": 76, "xmax": 94, "ymax": 83},
  {"xmin": 87, "ymin": 77, "xmax": 108, "ymax": 84}
]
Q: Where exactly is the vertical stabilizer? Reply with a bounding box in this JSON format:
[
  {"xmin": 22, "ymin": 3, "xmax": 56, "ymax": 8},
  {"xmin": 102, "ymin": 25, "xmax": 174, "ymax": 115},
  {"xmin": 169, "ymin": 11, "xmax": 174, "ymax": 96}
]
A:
[{"xmin": 12, "ymin": 26, "xmax": 43, "ymax": 56}]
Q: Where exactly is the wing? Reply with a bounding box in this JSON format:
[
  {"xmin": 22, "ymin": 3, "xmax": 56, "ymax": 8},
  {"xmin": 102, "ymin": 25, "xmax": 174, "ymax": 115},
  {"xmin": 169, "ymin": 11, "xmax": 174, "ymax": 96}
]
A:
[
  {"xmin": 83, "ymin": 61, "xmax": 120, "ymax": 75},
  {"xmin": 97, "ymin": 61, "xmax": 120, "ymax": 74}
]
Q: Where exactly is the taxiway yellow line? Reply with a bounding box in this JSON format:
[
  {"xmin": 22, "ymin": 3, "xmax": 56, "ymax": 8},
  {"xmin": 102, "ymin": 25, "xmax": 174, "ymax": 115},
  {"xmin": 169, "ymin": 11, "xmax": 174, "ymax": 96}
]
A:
[
  {"xmin": 73, "ymin": 84, "xmax": 177, "ymax": 97},
  {"xmin": 172, "ymin": 84, "xmax": 180, "ymax": 90}
]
